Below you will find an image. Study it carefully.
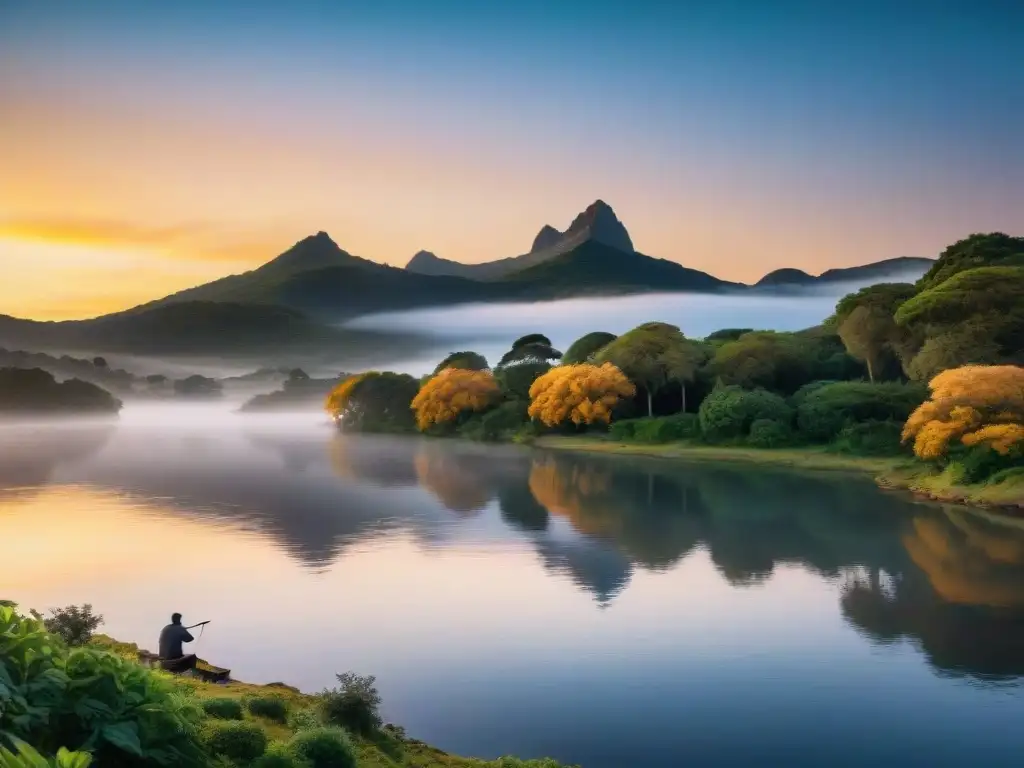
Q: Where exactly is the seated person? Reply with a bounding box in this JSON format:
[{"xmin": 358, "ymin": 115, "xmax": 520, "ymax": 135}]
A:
[{"xmin": 158, "ymin": 612, "xmax": 197, "ymax": 674}]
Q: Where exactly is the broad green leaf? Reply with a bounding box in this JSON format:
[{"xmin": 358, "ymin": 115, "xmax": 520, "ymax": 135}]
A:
[
  {"xmin": 55, "ymin": 748, "xmax": 93, "ymax": 768},
  {"xmin": 99, "ymin": 722, "xmax": 142, "ymax": 756}
]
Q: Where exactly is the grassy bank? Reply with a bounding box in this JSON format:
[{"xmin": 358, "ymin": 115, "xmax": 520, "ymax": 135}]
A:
[
  {"xmin": 92, "ymin": 635, "xmax": 570, "ymax": 768},
  {"xmin": 877, "ymin": 464, "xmax": 1024, "ymax": 511},
  {"xmin": 534, "ymin": 436, "xmax": 1024, "ymax": 511},
  {"xmin": 534, "ymin": 435, "xmax": 905, "ymax": 474}
]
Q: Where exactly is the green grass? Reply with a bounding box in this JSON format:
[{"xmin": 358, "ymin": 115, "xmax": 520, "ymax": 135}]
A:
[
  {"xmin": 534, "ymin": 435, "xmax": 906, "ymax": 474},
  {"xmin": 878, "ymin": 464, "xmax": 1024, "ymax": 510}
]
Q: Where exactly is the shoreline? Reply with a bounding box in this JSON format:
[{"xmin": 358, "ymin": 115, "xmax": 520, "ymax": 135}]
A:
[
  {"xmin": 532, "ymin": 436, "xmax": 1024, "ymax": 513},
  {"xmin": 93, "ymin": 635, "xmax": 559, "ymax": 768}
]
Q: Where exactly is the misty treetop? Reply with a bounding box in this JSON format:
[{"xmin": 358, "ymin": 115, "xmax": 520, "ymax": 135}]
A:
[{"xmin": 0, "ymin": 368, "xmax": 122, "ymax": 415}]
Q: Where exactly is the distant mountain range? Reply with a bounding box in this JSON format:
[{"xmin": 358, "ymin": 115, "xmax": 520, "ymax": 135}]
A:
[
  {"xmin": 0, "ymin": 199, "xmax": 934, "ymax": 358},
  {"xmin": 754, "ymin": 257, "xmax": 935, "ymax": 289}
]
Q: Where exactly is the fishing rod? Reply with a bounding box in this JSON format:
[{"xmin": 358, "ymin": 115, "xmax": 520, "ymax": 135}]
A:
[{"xmin": 185, "ymin": 620, "xmax": 211, "ymax": 640}]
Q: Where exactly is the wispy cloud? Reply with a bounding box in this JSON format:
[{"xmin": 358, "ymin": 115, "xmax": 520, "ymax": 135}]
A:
[{"xmin": 0, "ymin": 216, "xmax": 272, "ymax": 263}]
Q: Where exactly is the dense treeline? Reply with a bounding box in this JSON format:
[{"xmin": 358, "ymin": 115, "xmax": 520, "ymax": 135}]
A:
[
  {"xmin": 0, "ymin": 368, "xmax": 122, "ymax": 415},
  {"xmin": 325, "ymin": 232, "xmax": 1024, "ymax": 494}
]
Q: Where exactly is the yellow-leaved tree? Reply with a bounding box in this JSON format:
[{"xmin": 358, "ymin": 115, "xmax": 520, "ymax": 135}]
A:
[
  {"xmin": 528, "ymin": 362, "xmax": 635, "ymax": 427},
  {"xmin": 901, "ymin": 365, "xmax": 1024, "ymax": 460},
  {"xmin": 411, "ymin": 367, "xmax": 500, "ymax": 431},
  {"xmin": 324, "ymin": 373, "xmax": 371, "ymax": 421}
]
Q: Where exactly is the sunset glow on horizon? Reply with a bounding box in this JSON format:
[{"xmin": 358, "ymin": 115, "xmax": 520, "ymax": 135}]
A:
[{"xmin": 2, "ymin": 1, "xmax": 1022, "ymax": 320}]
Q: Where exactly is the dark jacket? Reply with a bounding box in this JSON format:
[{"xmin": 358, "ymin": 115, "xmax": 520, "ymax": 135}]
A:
[{"xmin": 158, "ymin": 623, "xmax": 194, "ymax": 660}]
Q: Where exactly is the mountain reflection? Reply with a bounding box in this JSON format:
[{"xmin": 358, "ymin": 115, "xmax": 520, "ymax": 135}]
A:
[{"xmin": 3, "ymin": 419, "xmax": 1024, "ymax": 683}]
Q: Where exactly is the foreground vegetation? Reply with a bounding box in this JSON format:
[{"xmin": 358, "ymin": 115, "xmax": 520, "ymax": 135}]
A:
[
  {"xmin": 0, "ymin": 603, "xmax": 574, "ymax": 768},
  {"xmin": 323, "ymin": 232, "xmax": 1024, "ymax": 509}
]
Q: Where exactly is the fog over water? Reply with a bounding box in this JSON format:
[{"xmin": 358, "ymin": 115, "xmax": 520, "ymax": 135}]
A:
[{"xmin": 346, "ymin": 284, "xmax": 872, "ymax": 375}]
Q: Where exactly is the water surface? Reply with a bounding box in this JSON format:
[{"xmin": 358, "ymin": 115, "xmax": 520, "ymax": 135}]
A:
[{"xmin": 3, "ymin": 406, "xmax": 1024, "ymax": 767}]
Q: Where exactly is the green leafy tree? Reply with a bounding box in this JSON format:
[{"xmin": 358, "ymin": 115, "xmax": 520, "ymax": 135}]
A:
[
  {"xmin": 432, "ymin": 351, "xmax": 489, "ymax": 374},
  {"xmin": 562, "ymin": 332, "xmax": 617, "ymax": 364},
  {"xmin": 832, "ymin": 283, "xmax": 917, "ymax": 382},
  {"xmin": 904, "ymin": 324, "xmax": 1002, "ymax": 382},
  {"xmin": 318, "ymin": 672, "xmax": 382, "ymax": 736},
  {"xmin": 917, "ymin": 232, "xmax": 1024, "ymax": 291},
  {"xmin": 498, "ymin": 334, "xmax": 562, "ymax": 368},
  {"xmin": 495, "ymin": 361, "xmax": 551, "ymax": 400},
  {"xmin": 595, "ymin": 322, "xmax": 708, "ymax": 415},
  {"xmin": 706, "ymin": 332, "xmax": 818, "ymax": 395},
  {"xmin": 328, "ymin": 372, "xmax": 420, "ymax": 433},
  {"xmin": 704, "ymin": 328, "xmax": 754, "ymax": 344},
  {"xmin": 42, "ymin": 605, "xmax": 103, "ymax": 647},
  {"xmin": 897, "ymin": 266, "xmax": 1024, "ymax": 333}
]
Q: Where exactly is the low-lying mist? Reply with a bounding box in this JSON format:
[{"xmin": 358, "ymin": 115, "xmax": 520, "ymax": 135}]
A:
[{"xmin": 344, "ymin": 287, "xmax": 860, "ymax": 375}]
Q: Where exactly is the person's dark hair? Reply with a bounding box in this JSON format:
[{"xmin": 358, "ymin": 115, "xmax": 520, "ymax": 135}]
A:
[{"xmin": 171, "ymin": 612, "xmax": 182, "ymax": 624}]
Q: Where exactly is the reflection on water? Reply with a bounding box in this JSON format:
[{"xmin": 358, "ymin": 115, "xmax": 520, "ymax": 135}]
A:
[{"xmin": 3, "ymin": 409, "xmax": 1024, "ymax": 767}]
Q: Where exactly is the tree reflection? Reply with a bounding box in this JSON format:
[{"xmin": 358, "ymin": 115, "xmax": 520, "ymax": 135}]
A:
[
  {"xmin": 841, "ymin": 509, "xmax": 1024, "ymax": 682},
  {"xmin": 520, "ymin": 450, "xmax": 1024, "ymax": 683},
  {"xmin": 327, "ymin": 434, "xmax": 420, "ymax": 488},
  {"xmin": 413, "ymin": 444, "xmax": 494, "ymax": 515}
]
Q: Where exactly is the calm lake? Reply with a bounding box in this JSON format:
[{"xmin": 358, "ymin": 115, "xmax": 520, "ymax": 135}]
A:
[{"xmin": 4, "ymin": 404, "xmax": 1024, "ymax": 767}]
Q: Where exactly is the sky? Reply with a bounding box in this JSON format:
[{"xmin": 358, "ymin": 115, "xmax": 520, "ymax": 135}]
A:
[{"xmin": 1, "ymin": 0, "xmax": 1022, "ymax": 320}]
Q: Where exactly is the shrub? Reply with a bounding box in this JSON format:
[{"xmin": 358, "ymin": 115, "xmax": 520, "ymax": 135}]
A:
[
  {"xmin": 608, "ymin": 419, "xmax": 637, "ymax": 441},
  {"xmin": 639, "ymin": 413, "xmax": 701, "ymax": 443},
  {"xmin": 747, "ymin": 419, "xmax": 792, "ymax": 448},
  {"xmin": 288, "ymin": 727, "xmax": 356, "ymax": 768},
  {"xmin": 950, "ymin": 444, "xmax": 1024, "ymax": 484},
  {"xmin": 42, "ymin": 605, "xmax": 103, "ymax": 647},
  {"xmin": 495, "ymin": 362, "xmax": 551, "ymax": 401},
  {"xmin": 461, "ymin": 401, "xmax": 529, "ymax": 441},
  {"xmin": 246, "ymin": 694, "xmax": 289, "ymax": 724},
  {"xmin": 288, "ymin": 708, "xmax": 323, "ymax": 732},
  {"xmin": 610, "ymin": 414, "xmax": 701, "ymax": 443},
  {"xmin": 202, "ymin": 697, "xmax": 245, "ymax": 720},
  {"xmin": 985, "ymin": 466, "xmax": 1024, "ymax": 486},
  {"xmin": 204, "ymin": 720, "xmax": 268, "ymax": 763},
  {"xmin": 0, "ymin": 604, "xmax": 206, "ymax": 766},
  {"xmin": 698, "ymin": 386, "xmax": 792, "ymax": 442},
  {"xmin": 252, "ymin": 742, "xmax": 312, "ymax": 768},
  {"xmin": 789, "ymin": 380, "xmax": 838, "ymax": 407},
  {"xmin": 796, "ymin": 381, "xmax": 926, "ymax": 442},
  {"xmin": 318, "ymin": 672, "xmax": 382, "ymax": 736},
  {"xmin": 828, "ymin": 421, "xmax": 906, "ymax": 456}
]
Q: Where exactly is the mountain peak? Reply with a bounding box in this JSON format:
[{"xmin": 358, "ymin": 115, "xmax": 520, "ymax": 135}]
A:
[
  {"xmin": 406, "ymin": 250, "xmax": 442, "ymax": 268},
  {"xmin": 261, "ymin": 231, "xmax": 352, "ymax": 274},
  {"xmin": 530, "ymin": 225, "xmax": 563, "ymax": 254},
  {"xmin": 564, "ymin": 199, "xmax": 633, "ymax": 253}
]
